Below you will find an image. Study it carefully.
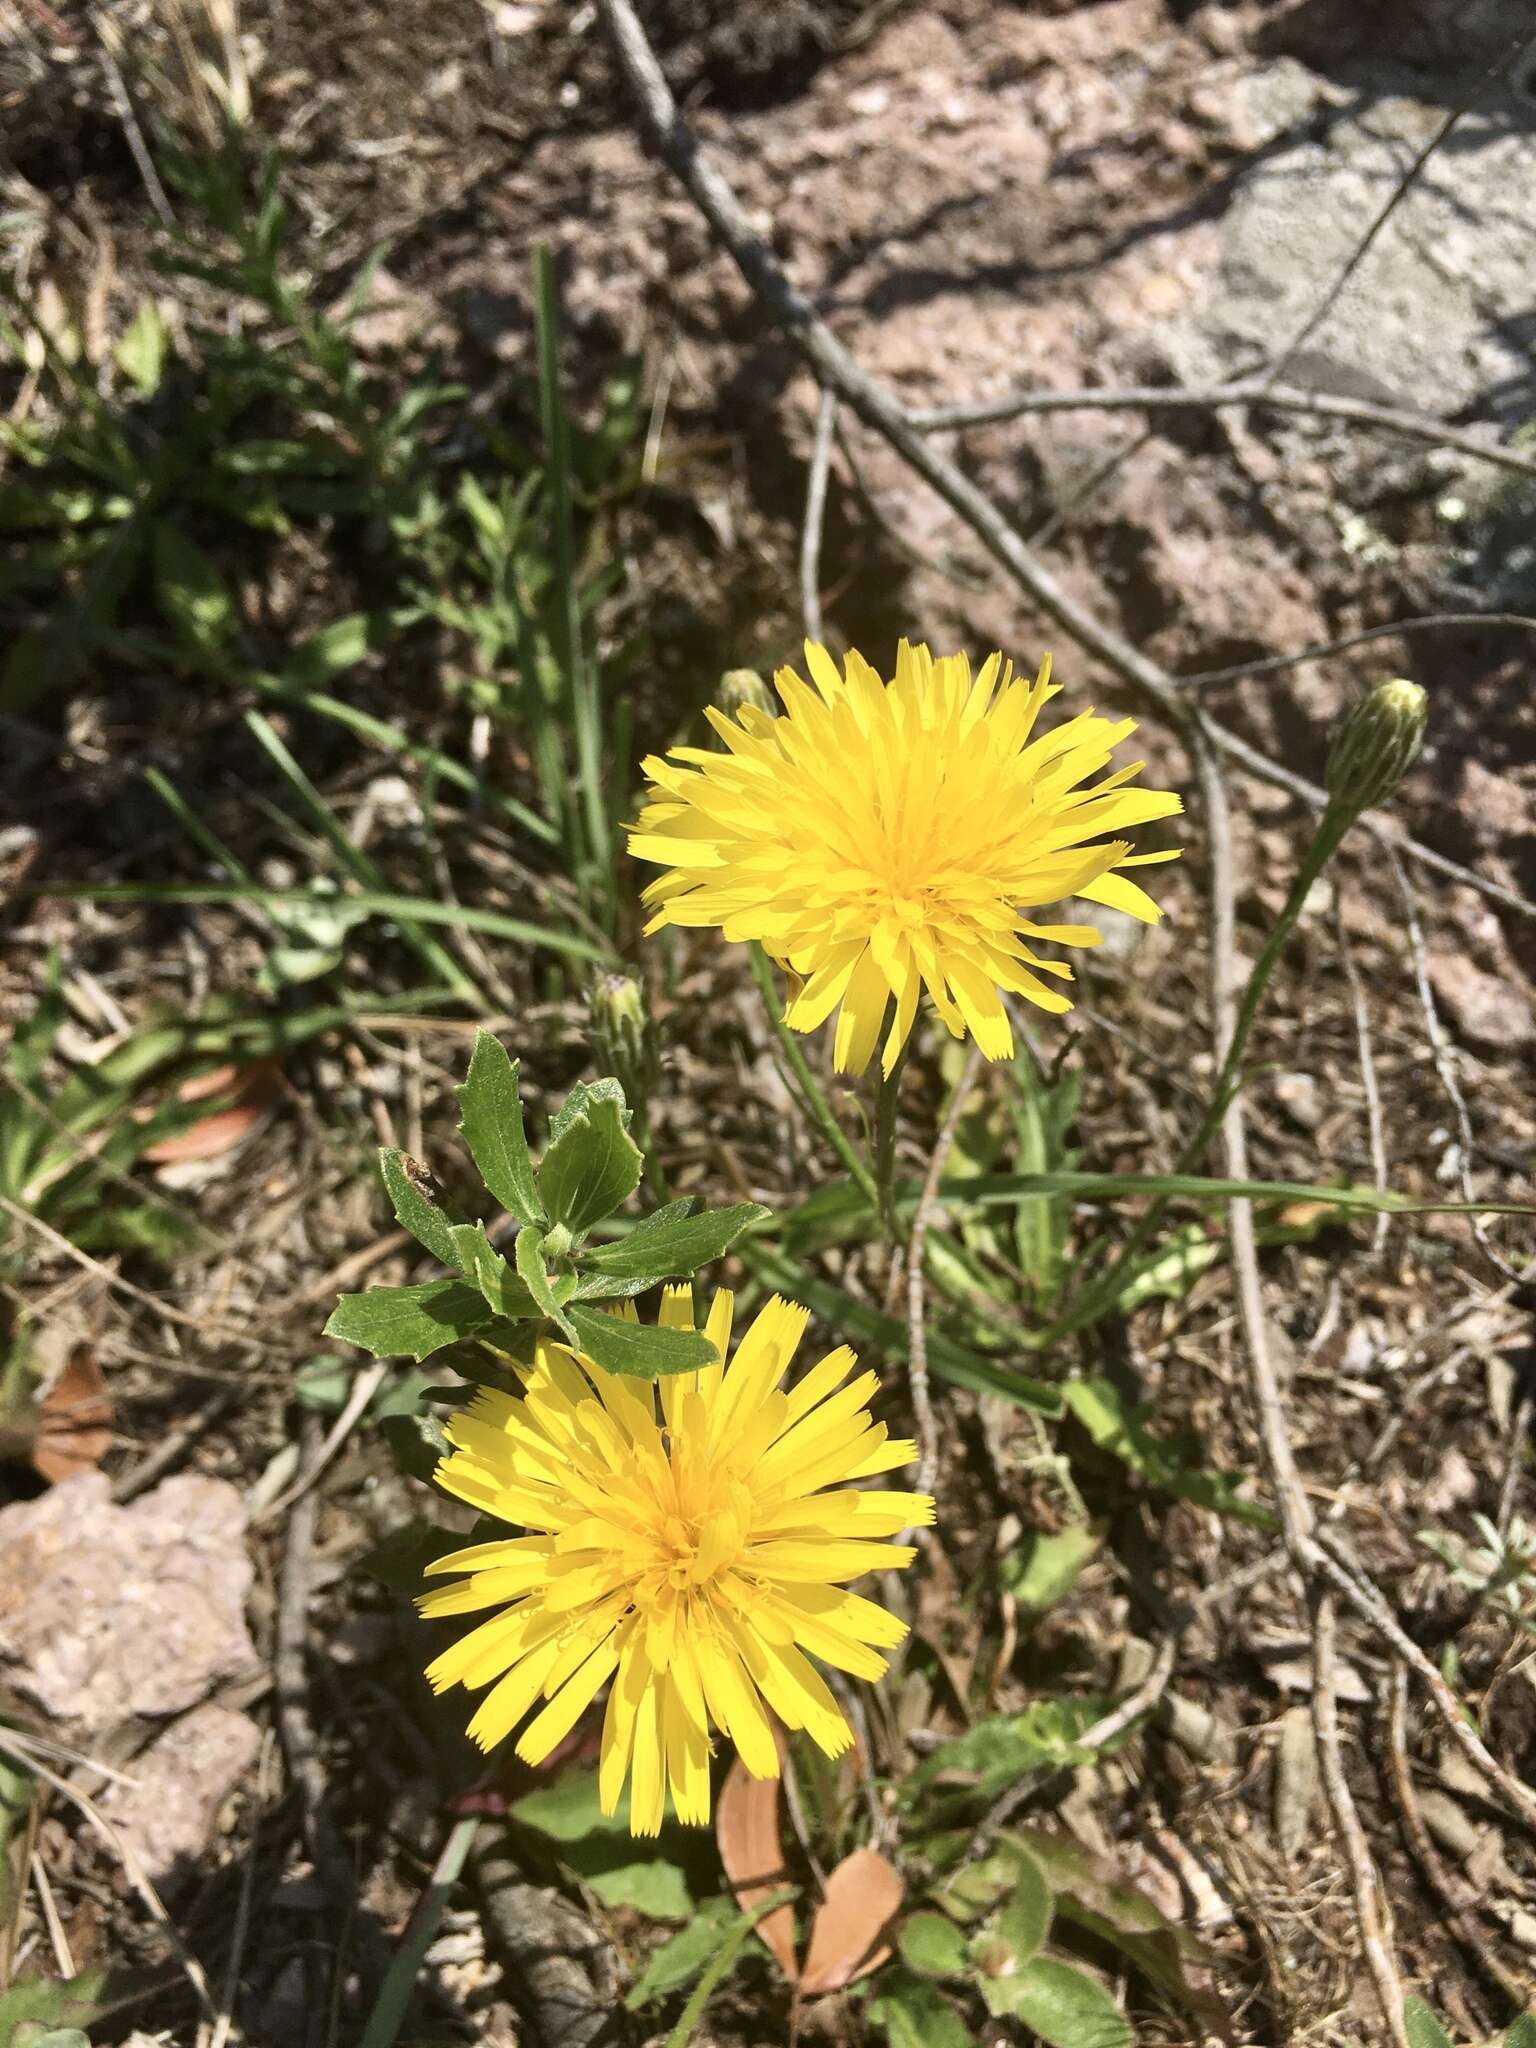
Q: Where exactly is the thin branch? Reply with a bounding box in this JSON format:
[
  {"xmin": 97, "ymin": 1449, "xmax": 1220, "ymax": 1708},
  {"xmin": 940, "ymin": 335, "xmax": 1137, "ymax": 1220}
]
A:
[
  {"xmin": 1310, "ymin": 1589, "xmax": 1410, "ymax": 2041},
  {"xmin": 593, "ymin": 0, "xmax": 1536, "ymax": 929},
  {"xmin": 1304, "ymin": 1527, "xmax": 1536, "ymax": 1833},
  {"xmin": 1385, "ymin": 841, "xmax": 1525, "ymax": 1286},
  {"xmin": 906, "ymin": 1044, "xmax": 983, "ymax": 1499},
  {"xmin": 908, "ymin": 379, "xmax": 1536, "ymax": 480},
  {"xmin": 256, "ymin": 1360, "xmax": 388, "ymax": 1525},
  {"xmin": 1180, "ymin": 612, "xmax": 1536, "ymax": 690},
  {"xmin": 800, "ymin": 384, "xmax": 838, "ymax": 644},
  {"xmin": 1383, "ymin": 1664, "xmax": 1529, "ymax": 2009}
]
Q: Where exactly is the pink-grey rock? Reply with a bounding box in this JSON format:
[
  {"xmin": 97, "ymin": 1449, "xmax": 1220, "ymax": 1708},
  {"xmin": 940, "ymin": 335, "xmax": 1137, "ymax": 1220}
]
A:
[
  {"xmin": 1425, "ymin": 951, "xmax": 1534, "ymax": 1054},
  {"xmin": 0, "ymin": 1472, "xmax": 257, "ymax": 1732},
  {"xmin": 100, "ymin": 1703, "xmax": 261, "ymax": 1885}
]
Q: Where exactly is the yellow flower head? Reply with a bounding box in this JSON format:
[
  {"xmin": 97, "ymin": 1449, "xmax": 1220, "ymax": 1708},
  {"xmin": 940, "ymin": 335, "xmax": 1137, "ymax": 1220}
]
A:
[
  {"xmin": 419, "ymin": 1288, "xmax": 931, "ymax": 1835},
  {"xmin": 630, "ymin": 640, "xmax": 1182, "ymax": 1074}
]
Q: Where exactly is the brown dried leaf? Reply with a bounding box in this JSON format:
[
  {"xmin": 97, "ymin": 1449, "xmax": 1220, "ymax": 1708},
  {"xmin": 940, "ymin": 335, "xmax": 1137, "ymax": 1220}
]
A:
[
  {"xmin": 32, "ymin": 1342, "xmax": 114, "ymax": 1485},
  {"xmin": 716, "ymin": 1750, "xmax": 797, "ymax": 1981},
  {"xmin": 799, "ymin": 1847, "xmax": 903, "ymax": 1996},
  {"xmin": 143, "ymin": 1061, "xmax": 279, "ymax": 1164}
]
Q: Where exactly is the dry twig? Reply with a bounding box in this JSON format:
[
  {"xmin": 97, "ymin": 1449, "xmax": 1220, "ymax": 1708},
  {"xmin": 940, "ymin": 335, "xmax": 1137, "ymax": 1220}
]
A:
[
  {"xmin": 800, "ymin": 385, "xmax": 839, "ymax": 646},
  {"xmin": 908, "ymin": 378, "xmax": 1536, "ymax": 480}
]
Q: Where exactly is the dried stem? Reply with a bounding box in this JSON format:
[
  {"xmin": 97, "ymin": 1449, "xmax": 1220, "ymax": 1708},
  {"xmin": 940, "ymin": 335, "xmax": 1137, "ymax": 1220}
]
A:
[{"xmin": 909, "ymin": 378, "xmax": 1536, "ymax": 480}]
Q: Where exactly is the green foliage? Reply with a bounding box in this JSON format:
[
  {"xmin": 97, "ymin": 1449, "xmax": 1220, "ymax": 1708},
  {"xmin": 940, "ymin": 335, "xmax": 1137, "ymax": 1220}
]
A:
[
  {"xmin": 329, "ymin": 1032, "xmax": 766, "ymax": 1388},
  {"xmin": 901, "ymin": 1699, "xmax": 1116, "ymax": 1814},
  {"xmin": 511, "ymin": 1768, "xmax": 694, "ymax": 1918},
  {"xmin": 4, "ymin": 128, "xmax": 648, "ymax": 935},
  {"xmin": 626, "ymin": 1898, "xmax": 742, "ymax": 2009},
  {"xmin": 1060, "ymin": 1377, "xmax": 1276, "ymax": 1530}
]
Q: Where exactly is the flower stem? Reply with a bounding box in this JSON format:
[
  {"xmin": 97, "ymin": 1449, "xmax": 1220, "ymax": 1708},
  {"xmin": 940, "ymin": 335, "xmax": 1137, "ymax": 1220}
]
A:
[
  {"xmin": 747, "ymin": 942, "xmax": 878, "ymax": 1208},
  {"xmin": 873, "ymin": 1039, "xmax": 910, "ymax": 1245},
  {"xmin": 1049, "ymin": 799, "xmax": 1353, "ymax": 1338}
]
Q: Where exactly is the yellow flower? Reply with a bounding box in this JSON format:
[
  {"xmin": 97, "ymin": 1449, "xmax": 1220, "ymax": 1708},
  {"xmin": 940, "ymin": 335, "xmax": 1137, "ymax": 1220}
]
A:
[
  {"xmin": 419, "ymin": 1289, "xmax": 931, "ymax": 1835},
  {"xmin": 630, "ymin": 640, "xmax": 1182, "ymax": 1074}
]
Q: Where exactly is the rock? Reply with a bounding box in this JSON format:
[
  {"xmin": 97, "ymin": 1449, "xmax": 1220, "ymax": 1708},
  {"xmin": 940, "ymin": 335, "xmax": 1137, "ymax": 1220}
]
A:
[
  {"xmin": 0, "ymin": 1473, "xmax": 257, "ymax": 1733},
  {"xmin": 100, "ymin": 1704, "xmax": 261, "ymax": 1887},
  {"xmin": 1272, "ymin": 1070, "xmax": 1324, "ymax": 1131},
  {"xmin": 1176, "ymin": 65, "xmax": 1536, "ymax": 421},
  {"xmin": 1425, "ymin": 950, "xmax": 1534, "ymax": 1053}
]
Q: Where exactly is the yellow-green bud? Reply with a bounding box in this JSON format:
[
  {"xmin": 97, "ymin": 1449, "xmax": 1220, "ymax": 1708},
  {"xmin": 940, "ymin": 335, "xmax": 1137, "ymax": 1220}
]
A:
[
  {"xmin": 1325, "ymin": 677, "xmax": 1427, "ymax": 814},
  {"xmin": 717, "ymin": 668, "xmax": 774, "ymax": 719},
  {"xmin": 588, "ymin": 972, "xmax": 659, "ymax": 1109}
]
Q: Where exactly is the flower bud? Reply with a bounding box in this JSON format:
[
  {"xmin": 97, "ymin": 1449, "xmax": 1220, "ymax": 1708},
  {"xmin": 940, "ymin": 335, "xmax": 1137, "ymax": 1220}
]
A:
[
  {"xmin": 717, "ymin": 668, "xmax": 775, "ymax": 719},
  {"xmin": 588, "ymin": 972, "xmax": 659, "ymax": 1111},
  {"xmin": 1325, "ymin": 677, "xmax": 1427, "ymax": 814}
]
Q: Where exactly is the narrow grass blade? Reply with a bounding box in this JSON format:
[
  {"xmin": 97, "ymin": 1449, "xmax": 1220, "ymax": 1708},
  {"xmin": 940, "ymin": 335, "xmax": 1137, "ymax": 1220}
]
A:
[
  {"xmin": 244, "ymin": 710, "xmax": 485, "ymax": 1005},
  {"xmin": 249, "ymin": 668, "xmax": 560, "ymax": 845},
  {"xmin": 533, "ymin": 246, "xmax": 612, "ymax": 912},
  {"xmin": 39, "ymin": 884, "xmax": 609, "ymax": 964},
  {"xmin": 745, "ymin": 1246, "xmax": 1061, "ymax": 1415}
]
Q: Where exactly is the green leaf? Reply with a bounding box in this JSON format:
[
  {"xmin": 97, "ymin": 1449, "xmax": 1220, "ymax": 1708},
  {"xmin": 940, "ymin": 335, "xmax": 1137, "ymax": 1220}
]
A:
[
  {"xmin": 325, "ymin": 1279, "xmax": 498, "ymax": 1361},
  {"xmin": 897, "ymin": 1910, "xmax": 969, "ymax": 1979},
  {"xmin": 449, "ymin": 1221, "xmax": 535, "ymax": 1319},
  {"xmin": 868, "ymin": 1971, "xmax": 974, "ymax": 2048},
  {"xmin": 1002, "ymin": 1522, "xmax": 1105, "ymax": 1613},
  {"xmin": 152, "ymin": 521, "xmax": 235, "ymax": 656},
  {"xmin": 902, "ymin": 1699, "xmax": 1114, "ymax": 1810},
  {"xmin": 456, "ymin": 1033, "xmax": 543, "ymax": 1227},
  {"xmin": 1061, "ymin": 1377, "xmax": 1276, "ymax": 1531},
  {"xmin": 0, "ymin": 1971, "xmax": 114, "ymax": 2040},
  {"xmin": 294, "ymin": 1356, "xmax": 355, "ymax": 1410},
  {"xmin": 579, "ymin": 1201, "xmax": 769, "ymax": 1287},
  {"xmin": 1111, "ymin": 1222, "xmax": 1220, "ymax": 1311},
  {"xmin": 983, "ymin": 1956, "xmax": 1132, "ymax": 2045},
  {"xmin": 379, "ymin": 1149, "xmax": 465, "ymax": 1266},
  {"xmin": 564, "ymin": 1304, "xmax": 718, "ymax": 1380},
  {"xmin": 514, "ymin": 1227, "xmax": 577, "ymax": 1340},
  {"xmin": 359, "ymin": 1517, "xmax": 469, "ymax": 1595},
  {"xmin": 626, "ymin": 1898, "xmax": 741, "ymax": 2009},
  {"xmin": 992, "ymin": 1847, "xmax": 1053, "ymax": 1965},
  {"xmin": 116, "ymin": 297, "xmax": 168, "ymax": 395},
  {"xmin": 1404, "ymin": 1999, "xmax": 1456, "ymax": 2048},
  {"xmin": 378, "ymin": 1409, "xmax": 450, "ymax": 1484},
  {"xmin": 538, "ymin": 1093, "xmax": 643, "ymax": 1237},
  {"xmin": 1502, "ymin": 2016, "xmax": 1536, "ymax": 2048},
  {"xmin": 283, "ymin": 612, "xmax": 384, "ymax": 684},
  {"xmin": 511, "ymin": 1767, "xmax": 693, "ymax": 1919}
]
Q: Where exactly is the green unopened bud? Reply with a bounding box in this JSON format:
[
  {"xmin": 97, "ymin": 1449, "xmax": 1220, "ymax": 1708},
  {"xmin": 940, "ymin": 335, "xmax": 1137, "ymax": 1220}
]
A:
[
  {"xmin": 588, "ymin": 972, "xmax": 659, "ymax": 1113},
  {"xmin": 717, "ymin": 668, "xmax": 774, "ymax": 719},
  {"xmin": 1325, "ymin": 677, "xmax": 1427, "ymax": 814}
]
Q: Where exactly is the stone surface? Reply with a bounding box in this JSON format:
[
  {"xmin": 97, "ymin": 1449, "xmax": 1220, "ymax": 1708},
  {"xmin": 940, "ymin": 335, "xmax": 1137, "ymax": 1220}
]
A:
[
  {"xmin": 1173, "ymin": 64, "xmax": 1536, "ymax": 420},
  {"xmin": 1426, "ymin": 949, "xmax": 1535, "ymax": 1053},
  {"xmin": 0, "ymin": 1473, "xmax": 257, "ymax": 1732},
  {"xmin": 100, "ymin": 1704, "xmax": 261, "ymax": 1886}
]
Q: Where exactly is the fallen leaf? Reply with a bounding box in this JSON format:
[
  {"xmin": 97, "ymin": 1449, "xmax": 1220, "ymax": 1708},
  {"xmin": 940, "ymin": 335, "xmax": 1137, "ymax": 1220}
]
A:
[
  {"xmin": 799, "ymin": 1847, "xmax": 903, "ymax": 1995},
  {"xmin": 716, "ymin": 1750, "xmax": 797, "ymax": 1980},
  {"xmin": 142, "ymin": 1062, "xmax": 280, "ymax": 1165},
  {"xmin": 32, "ymin": 1342, "xmax": 113, "ymax": 1485}
]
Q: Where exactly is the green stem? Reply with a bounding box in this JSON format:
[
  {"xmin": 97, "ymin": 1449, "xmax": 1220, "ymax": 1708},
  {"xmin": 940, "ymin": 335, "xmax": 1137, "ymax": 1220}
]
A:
[
  {"xmin": 873, "ymin": 1039, "xmax": 910, "ymax": 1245},
  {"xmin": 747, "ymin": 943, "xmax": 878, "ymax": 1208},
  {"xmin": 665, "ymin": 1888, "xmax": 798, "ymax": 2048},
  {"xmin": 1049, "ymin": 799, "xmax": 1353, "ymax": 1340},
  {"xmin": 358, "ymin": 1814, "xmax": 480, "ymax": 2048}
]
